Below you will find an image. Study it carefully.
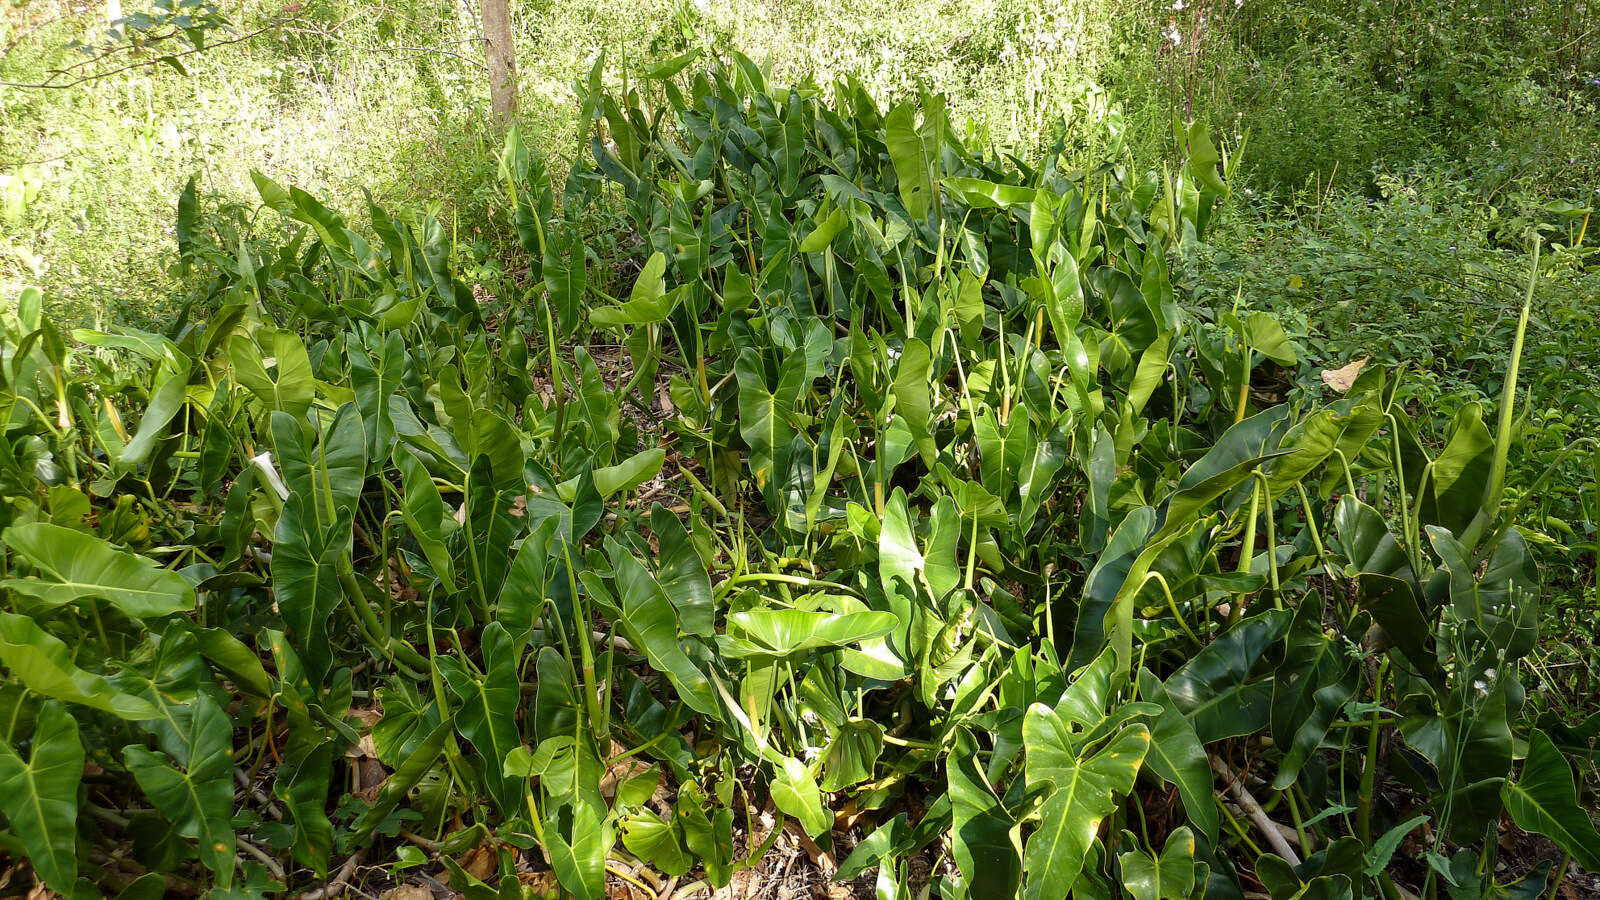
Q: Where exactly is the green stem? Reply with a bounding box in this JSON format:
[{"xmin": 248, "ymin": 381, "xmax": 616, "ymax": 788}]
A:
[
  {"xmin": 1546, "ymin": 853, "xmax": 1571, "ymax": 900},
  {"xmin": 1357, "ymin": 659, "xmax": 1386, "ymax": 846},
  {"xmin": 1253, "ymin": 472, "xmax": 1281, "ymax": 608},
  {"xmin": 1234, "ymin": 476, "xmax": 1261, "ymax": 625}
]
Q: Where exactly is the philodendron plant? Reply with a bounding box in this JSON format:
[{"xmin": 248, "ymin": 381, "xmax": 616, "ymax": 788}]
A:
[{"xmin": 0, "ymin": 53, "xmax": 1591, "ymax": 900}]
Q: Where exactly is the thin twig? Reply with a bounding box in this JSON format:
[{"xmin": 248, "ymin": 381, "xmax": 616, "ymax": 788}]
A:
[
  {"xmin": 235, "ymin": 767, "xmax": 284, "ymax": 821},
  {"xmin": 1, "ymin": 26, "xmax": 275, "ymax": 89},
  {"xmin": 237, "ymin": 837, "xmax": 287, "ymax": 882}
]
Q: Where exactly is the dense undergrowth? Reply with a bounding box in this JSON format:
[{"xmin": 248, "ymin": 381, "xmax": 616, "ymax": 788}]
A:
[{"xmin": 0, "ymin": 55, "xmax": 1596, "ymax": 900}]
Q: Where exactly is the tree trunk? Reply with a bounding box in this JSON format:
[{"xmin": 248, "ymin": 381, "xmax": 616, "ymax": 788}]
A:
[{"xmin": 481, "ymin": 0, "xmax": 517, "ymax": 121}]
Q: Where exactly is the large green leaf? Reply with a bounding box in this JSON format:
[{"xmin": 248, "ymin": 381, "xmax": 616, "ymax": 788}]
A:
[
  {"xmin": 544, "ymin": 233, "xmax": 588, "ymax": 337},
  {"xmin": 1263, "ymin": 395, "xmax": 1382, "ymax": 496},
  {"xmin": 1069, "ymin": 506, "xmax": 1156, "ymax": 669},
  {"xmin": 439, "ymin": 622, "xmax": 523, "ymax": 815},
  {"xmin": 350, "ymin": 329, "xmax": 405, "ymax": 457},
  {"xmin": 620, "ymin": 809, "xmax": 691, "ymax": 876},
  {"xmin": 721, "ymin": 609, "xmax": 898, "ymax": 659},
  {"xmin": 1164, "ymin": 610, "xmax": 1290, "ymax": 743},
  {"xmin": 0, "ymin": 612, "xmax": 157, "ymax": 720},
  {"xmin": 119, "ymin": 361, "xmax": 192, "ymax": 467},
  {"xmin": 2, "ymin": 522, "xmax": 195, "ymax": 619},
  {"xmin": 352, "ymin": 718, "xmax": 449, "ymax": 841},
  {"xmin": 735, "ymin": 349, "xmax": 804, "ymax": 497},
  {"xmin": 820, "ymin": 718, "xmax": 884, "ymax": 791},
  {"xmin": 1119, "ymin": 826, "xmax": 1198, "ymax": 900},
  {"xmin": 394, "ymin": 445, "xmax": 456, "ymax": 586},
  {"xmin": 1502, "ymin": 730, "xmax": 1600, "ymax": 871},
  {"xmin": 949, "ymin": 729, "xmax": 1021, "ymax": 899},
  {"xmin": 0, "ymin": 701, "xmax": 83, "ymax": 892},
  {"xmin": 891, "ymin": 338, "xmax": 936, "ymax": 465},
  {"xmin": 124, "ymin": 692, "xmax": 236, "ymax": 889},
  {"xmin": 229, "ymin": 330, "xmax": 313, "ymax": 417},
  {"xmin": 1022, "ymin": 709, "xmax": 1151, "ymax": 900},
  {"xmin": 771, "ymin": 755, "xmax": 830, "ymax": 838},
  {"xmin": 271, "ymin": 490, "xmax": 350, "ymax": 686},
  {"xmin": 649, "ymin": 504, "xmax": 714, "ymax": 637},
  {"xmin": 884, "ymin": 104, "xmax": 935, "ymax": 221},
  {"xmin": 1138, "ymin": 670, "xmax": 1218, "ymax": 843},
  {"xmin": 609, "ymin": 544, "xmax": 719, "ymax": 717},
  {"xmin": 1423, "ymin": 404, "xmax": 1494, "ymax": 535},
  {"xmin": 1269, "ymin": 595, "xmax": 1358, "ymax": 788}
]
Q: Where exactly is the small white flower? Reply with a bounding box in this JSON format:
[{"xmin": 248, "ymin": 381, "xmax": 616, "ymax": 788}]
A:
[
  {"xmin": 250, "ymin": 452, "xmax": 289, "ymax": 501},
  {"xmin": 1163, "ymin": 23, "xmax": 1183, "ymax": 46}
]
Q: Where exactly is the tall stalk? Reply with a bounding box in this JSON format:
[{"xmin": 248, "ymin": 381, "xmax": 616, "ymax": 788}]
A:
[{"xmin": 1462, "ymin": 237, "xmax": 1540, "ymax": 550}]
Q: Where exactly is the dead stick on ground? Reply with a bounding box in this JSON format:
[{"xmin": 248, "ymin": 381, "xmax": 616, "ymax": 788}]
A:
[
  {"xmin": 296, "ymin": 848, "xmax": 366, "ymax": 900},
  {"xmin": 1211, "ymin": 755, "xmax": 1302, "ymax": 867}
]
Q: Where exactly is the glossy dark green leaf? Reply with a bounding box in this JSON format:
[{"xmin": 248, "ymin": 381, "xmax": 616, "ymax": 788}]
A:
[
  {"xmin": 271, "ymin": 490, "xmax": 350, "ymax": 686},
  {"xmin": 194, "ymin": 627, "xmax": 273, "ymax": 698},
  {"xmin": 352, "ymin": 718, "xmax": 449, "ymax": 841},
  {"xmin": 609, "ymin": 544, "xmax": 719, "ymax": 717},
  {"xmin": 1165, "ymin": 610, "xmax": 1290, "ymax": 743},
  {"xmin": 1069, "ymin": 506, "xmax": 1156, "ymax": 670},
  {"xmin": 394, "ymin": 445, "xmax": 456, "ymax": 586},
  {"xmin": 1270, "ymin": 595, "xmax": 1358, "ymax": 787},
  {"xmin": 1157, "ymin": 406, "xmax": 1291, "ymax": 542},
  {"xmin": 1423, "ymin": 404, "xmax": 1494, "ymax": 535}
]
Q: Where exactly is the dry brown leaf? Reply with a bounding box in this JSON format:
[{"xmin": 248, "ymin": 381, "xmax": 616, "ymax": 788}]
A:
[
  {"xmin": 599, "ymin": 739, "xmax": 655, "ymax": 803},
  {"xmin": 1320, "ymin": 356, "xmax": 1370, "ymax": 392},
  {"xmin": 518, "ymin": 871, "xmax": 559, "ymax": 893},
  {"xmin": 458, "ymin": 844, "xmax": 497, "ymax": 881},
  {"xmin": 812, "ymin": 883, "xmax": 855, "ymax": 900},
  {"xmin": 784, "ymin": 819, "xmax": 836, "ymax": 877},
  {"xmin": 711, "ymin": 867, "xmax": 763, "ymax": 899},
  {"xmin": 378, "ymin": 886, "xmax": 432, "ymax": 900}
]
